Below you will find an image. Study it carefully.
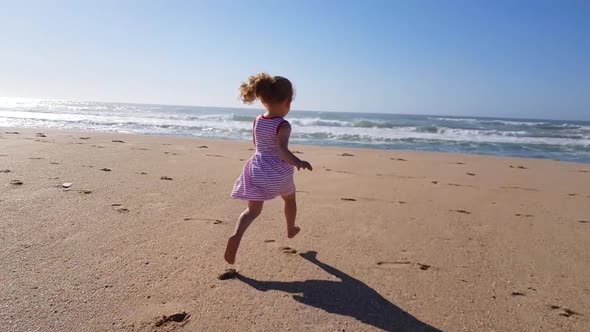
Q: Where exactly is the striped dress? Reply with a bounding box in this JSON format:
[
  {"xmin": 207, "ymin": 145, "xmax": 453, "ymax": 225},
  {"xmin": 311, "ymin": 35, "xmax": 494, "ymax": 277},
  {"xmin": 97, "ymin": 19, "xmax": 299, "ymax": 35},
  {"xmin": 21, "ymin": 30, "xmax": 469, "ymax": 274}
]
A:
[{"xmin": 230, "ymin": 114, "xmax": 295, "ymax": 201}]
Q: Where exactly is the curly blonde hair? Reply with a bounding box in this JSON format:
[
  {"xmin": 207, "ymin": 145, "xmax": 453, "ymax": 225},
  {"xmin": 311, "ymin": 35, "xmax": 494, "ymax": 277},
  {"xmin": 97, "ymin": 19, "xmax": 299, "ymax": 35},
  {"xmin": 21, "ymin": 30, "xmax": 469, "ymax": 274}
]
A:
[{"xmin": 239, "ymin": 73, "xmax": 294, "ymax": 104}]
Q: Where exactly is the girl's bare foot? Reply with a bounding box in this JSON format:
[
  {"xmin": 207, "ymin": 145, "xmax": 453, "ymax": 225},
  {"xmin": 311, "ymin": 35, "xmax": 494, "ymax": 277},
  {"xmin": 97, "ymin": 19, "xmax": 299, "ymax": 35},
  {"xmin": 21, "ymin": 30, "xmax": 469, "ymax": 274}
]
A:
[
  {"xmin": 287, "ymin": 226, "xmax": 300, "ymax": 239},
  {"xmin": 224, "ymin": 235, "xmax": 240, "ymax": 264}
]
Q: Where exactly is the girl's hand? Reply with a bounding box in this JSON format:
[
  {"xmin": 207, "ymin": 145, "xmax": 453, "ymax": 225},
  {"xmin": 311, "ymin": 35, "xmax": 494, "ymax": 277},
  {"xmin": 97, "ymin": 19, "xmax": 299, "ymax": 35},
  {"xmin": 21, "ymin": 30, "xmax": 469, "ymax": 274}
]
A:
[{"xmin": 298, "ymin": 160, "xmax": 313, "ymax": 171}]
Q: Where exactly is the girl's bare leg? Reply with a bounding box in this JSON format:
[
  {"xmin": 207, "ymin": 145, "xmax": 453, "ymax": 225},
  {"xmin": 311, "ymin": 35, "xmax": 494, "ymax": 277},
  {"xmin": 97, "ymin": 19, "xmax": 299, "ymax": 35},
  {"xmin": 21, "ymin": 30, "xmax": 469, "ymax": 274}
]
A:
[
  {"xmin": 224, "ymin": 201, "xmax": 264, "ymax": 264},
  {"xmin": 282, "ymin": 193, "xmax": 300, "ymax": 238}
]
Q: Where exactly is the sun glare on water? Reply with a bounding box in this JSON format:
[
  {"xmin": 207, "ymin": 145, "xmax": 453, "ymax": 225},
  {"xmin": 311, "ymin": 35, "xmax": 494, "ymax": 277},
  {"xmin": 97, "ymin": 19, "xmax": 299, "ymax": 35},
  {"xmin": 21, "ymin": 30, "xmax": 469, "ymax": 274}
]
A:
[{"xmin": 0, "ymin": 97, "xmax": 47, "ymax": 109}]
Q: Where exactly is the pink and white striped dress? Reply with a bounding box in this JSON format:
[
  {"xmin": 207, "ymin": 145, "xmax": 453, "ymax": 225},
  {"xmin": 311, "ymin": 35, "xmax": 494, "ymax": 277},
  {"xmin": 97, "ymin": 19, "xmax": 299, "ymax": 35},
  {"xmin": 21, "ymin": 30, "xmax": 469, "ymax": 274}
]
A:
[{"xmin": 230, "ymin": 114, "xmax": 295, "ymax": 201}]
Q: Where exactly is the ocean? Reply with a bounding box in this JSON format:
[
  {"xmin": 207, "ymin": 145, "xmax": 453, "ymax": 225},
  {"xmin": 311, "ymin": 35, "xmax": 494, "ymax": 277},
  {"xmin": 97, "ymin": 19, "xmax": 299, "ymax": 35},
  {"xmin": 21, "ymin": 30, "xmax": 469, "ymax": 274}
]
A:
[{"xmin": 1, "ymin": 98, "xmax": 589, "ymax": 163}]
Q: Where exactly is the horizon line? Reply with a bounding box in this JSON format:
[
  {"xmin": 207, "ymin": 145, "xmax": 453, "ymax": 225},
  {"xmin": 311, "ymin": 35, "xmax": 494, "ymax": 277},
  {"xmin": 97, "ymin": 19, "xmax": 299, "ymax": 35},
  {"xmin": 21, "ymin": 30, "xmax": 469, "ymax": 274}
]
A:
[{"xmin": 0, "ymin": 95, "xmax": 587, "ymax": 123}]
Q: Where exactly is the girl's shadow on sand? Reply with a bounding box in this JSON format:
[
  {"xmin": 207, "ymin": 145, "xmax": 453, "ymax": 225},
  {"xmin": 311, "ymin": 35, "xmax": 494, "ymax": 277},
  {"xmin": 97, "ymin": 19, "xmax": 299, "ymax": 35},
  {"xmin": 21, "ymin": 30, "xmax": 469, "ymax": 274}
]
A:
[{"xmin": 236, "ymin": 251, "xmax": 441, "ymax": 332}]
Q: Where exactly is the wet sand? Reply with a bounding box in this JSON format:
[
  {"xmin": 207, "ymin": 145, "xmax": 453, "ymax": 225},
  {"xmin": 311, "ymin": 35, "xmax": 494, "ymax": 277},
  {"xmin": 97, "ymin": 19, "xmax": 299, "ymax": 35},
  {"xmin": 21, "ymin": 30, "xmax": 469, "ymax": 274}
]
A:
[{"xmin": 1, "ymin": 127, "xmax": 589, "ymax": 331}]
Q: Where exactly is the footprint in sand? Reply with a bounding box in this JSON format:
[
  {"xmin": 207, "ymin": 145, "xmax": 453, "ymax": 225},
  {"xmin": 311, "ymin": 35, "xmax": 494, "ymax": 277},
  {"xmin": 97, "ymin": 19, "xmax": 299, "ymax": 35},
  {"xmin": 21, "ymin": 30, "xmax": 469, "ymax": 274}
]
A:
[
  {"xmin": 111, "ymin": 203, "xmax": 122, "ymax": 207},
  {"xmin": 28, "ymin": 157, "xmax": 44, "ymax": 160},
  {"xmin": 5, "ymin": 131, "xmax": 20, "ymax": 134},
  {"xmin": 417, "ymin": 263, "xmax": 431, "ymax": 270},
  {"xmin": 515, "ymin": 213, "xmax": 534, "ymax": 218},
  {"xmin": 511, "ymin": 291, "xmax": 526, "ymax": 296},
  {"xmin": 390, "ymin": 158, "xmax": 407, "ymax": 161},
  {"xmin": 264, "ymin": 239, "xmax": 275, "ymax": 243},
  {"xmin": 453, "ymin": 209, "xmax": 471, "ymax": 214},
  {"xmin": 160, "ymin": 176, "xmax": 173, "ymax": 180},
  {"xmin": 1, "ymin": 169, "xmax": 10, "ymax": 173},
  {"xmin": 79, "ymin": 137, "xmax": 90, "ymax": 140},
  {"xmin": 10, "ymin": 180, "xmax": 23, "ymax": 186},
  {"xmin": 279, "ymin": 246, "xmax": 297, "ymax": 254},
  {"xmin": 338, "ymin": 153, "xmax": 354, "ymax": 157},
  {"xmin": 431, "ymin": 181, "xmax": 439, "ymax": 184},
  {"xmin": 455, "ymin": 162, "xmax": 466, "ymax": 165},
  {"xmin": 49, "ymin": 162, "xmax": 60, "ymax": 165},
  {"xmin": 206, "ymin": 154, "xmax": 225, "ymax": 158},
  {"xmin": 218, "ymin": 269, "xmax": 238, "ymax": 280},
  {"xmin": 466, "ymin": 173, "xmax": 476, "ymax": 176},
  {"xmin": 198, "ymin": 145, "xmax": 208, "ymax": 149},
  {"xmin": 112, "ymin": 140, "xmax": 125, "ymax": 143},
  {"xmin": 548, "ymin": 305, "xmax": 581, "ymax": 318},
  {"xmin": 510, "ymin": 165, "xmax": 528, "ymax": 169},
  {"xmin": 577, "ymin": 170, "xmax": 589, "ymax": 173},
  {"xmin": 99, "ymin": 168, "xmax": 112, "ymax": 172},
  {"xmin": 578, "ymin": 220, "xmax": 589, "ymax": 224},
  {"xmin": 341, "ymin": 198, "xmax": 357, "ymax": 201},
  {"xmin": 116, "ymin": 208, "xmax": 129, "ymax": 213},
  {"xmin": 155, "ymin": 312, "xmax": 191, "ymax": 327}
]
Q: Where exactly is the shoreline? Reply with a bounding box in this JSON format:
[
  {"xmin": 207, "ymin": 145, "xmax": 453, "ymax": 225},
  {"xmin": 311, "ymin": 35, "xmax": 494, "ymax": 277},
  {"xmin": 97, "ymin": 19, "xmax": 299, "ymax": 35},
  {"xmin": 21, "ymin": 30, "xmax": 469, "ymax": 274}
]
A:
[
  {"xmin": 1, "ymin": 127, "xmax": 589, "ymax": 331},
  {"xmin": 3, "ymin": 126, "xmax": 589, "ymax": 166}
]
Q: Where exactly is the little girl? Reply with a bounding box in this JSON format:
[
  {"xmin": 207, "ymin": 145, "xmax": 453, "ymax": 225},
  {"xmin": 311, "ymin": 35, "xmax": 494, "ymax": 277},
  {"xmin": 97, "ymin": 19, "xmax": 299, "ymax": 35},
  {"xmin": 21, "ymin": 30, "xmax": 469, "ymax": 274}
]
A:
[{"xmin": 224, "ymin": 73, "xmax": 312, "ymax": 264}]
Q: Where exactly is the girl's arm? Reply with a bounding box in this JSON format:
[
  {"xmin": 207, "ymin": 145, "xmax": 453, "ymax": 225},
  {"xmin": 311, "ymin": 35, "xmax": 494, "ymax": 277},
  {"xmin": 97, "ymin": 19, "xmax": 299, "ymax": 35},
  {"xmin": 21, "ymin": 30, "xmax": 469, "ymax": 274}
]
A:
[
  {"xmin": 277, "ymin": 122, "xmax": 312, "ymax": 170},
  {"xmin": 252, "ymin": 120, "xmax": 256, "ymax": 145}
]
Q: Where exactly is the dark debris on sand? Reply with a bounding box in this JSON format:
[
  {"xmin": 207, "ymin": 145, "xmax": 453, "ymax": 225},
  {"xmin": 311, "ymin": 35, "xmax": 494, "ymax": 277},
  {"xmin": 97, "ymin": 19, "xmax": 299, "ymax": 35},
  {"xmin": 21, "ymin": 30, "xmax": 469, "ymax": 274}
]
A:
[
  {"xmin": 280, "ymin": 246, "xmax": 297, "ymax": 254},
  {"xmin": 155, "ymin": 312, "xmax": 190, "ymax": 327}
]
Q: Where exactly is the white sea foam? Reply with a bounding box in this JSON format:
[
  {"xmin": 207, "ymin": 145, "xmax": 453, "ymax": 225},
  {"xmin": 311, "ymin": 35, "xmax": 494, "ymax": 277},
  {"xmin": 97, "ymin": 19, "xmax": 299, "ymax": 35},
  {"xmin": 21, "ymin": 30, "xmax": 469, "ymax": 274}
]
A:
[{"xmin": 1, "ymin": 99, "xmax": 589, "ymax": 162}]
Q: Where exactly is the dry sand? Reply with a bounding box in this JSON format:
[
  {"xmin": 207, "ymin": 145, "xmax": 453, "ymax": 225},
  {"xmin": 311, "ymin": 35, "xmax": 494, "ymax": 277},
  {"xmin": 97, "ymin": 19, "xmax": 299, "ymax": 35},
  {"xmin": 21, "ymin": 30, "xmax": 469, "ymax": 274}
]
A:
[{"xmin": 1, "ymin": 127, "xmax": 589, "ymax": 331}]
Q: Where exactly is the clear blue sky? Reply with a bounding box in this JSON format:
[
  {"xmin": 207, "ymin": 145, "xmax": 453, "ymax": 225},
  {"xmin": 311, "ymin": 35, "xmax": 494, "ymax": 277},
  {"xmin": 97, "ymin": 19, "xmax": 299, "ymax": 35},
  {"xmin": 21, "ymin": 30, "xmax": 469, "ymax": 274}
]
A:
[{"xmin": 0, "ymin": 0, "xmax": 588, "ymax": 120}]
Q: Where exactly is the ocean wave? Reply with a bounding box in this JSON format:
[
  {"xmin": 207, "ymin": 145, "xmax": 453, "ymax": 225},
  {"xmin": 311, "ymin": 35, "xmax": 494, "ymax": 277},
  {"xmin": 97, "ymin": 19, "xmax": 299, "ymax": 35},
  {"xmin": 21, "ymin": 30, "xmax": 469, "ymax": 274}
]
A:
[
  {"xmin": 430, "ymin": 116, "xmax": 587, "ymax": 130},
  {"xmin": 2, "ymin": 99, "xmax": 589, "ymax": 163}
]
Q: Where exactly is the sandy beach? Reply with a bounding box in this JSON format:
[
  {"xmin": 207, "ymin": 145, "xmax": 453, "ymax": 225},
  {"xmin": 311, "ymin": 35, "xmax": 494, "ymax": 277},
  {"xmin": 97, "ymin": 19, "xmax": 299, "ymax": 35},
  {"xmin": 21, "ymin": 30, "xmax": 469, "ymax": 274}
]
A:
[{"xmin": 1, "ymin": 127, "xmax": 589, "ymax": 331}]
